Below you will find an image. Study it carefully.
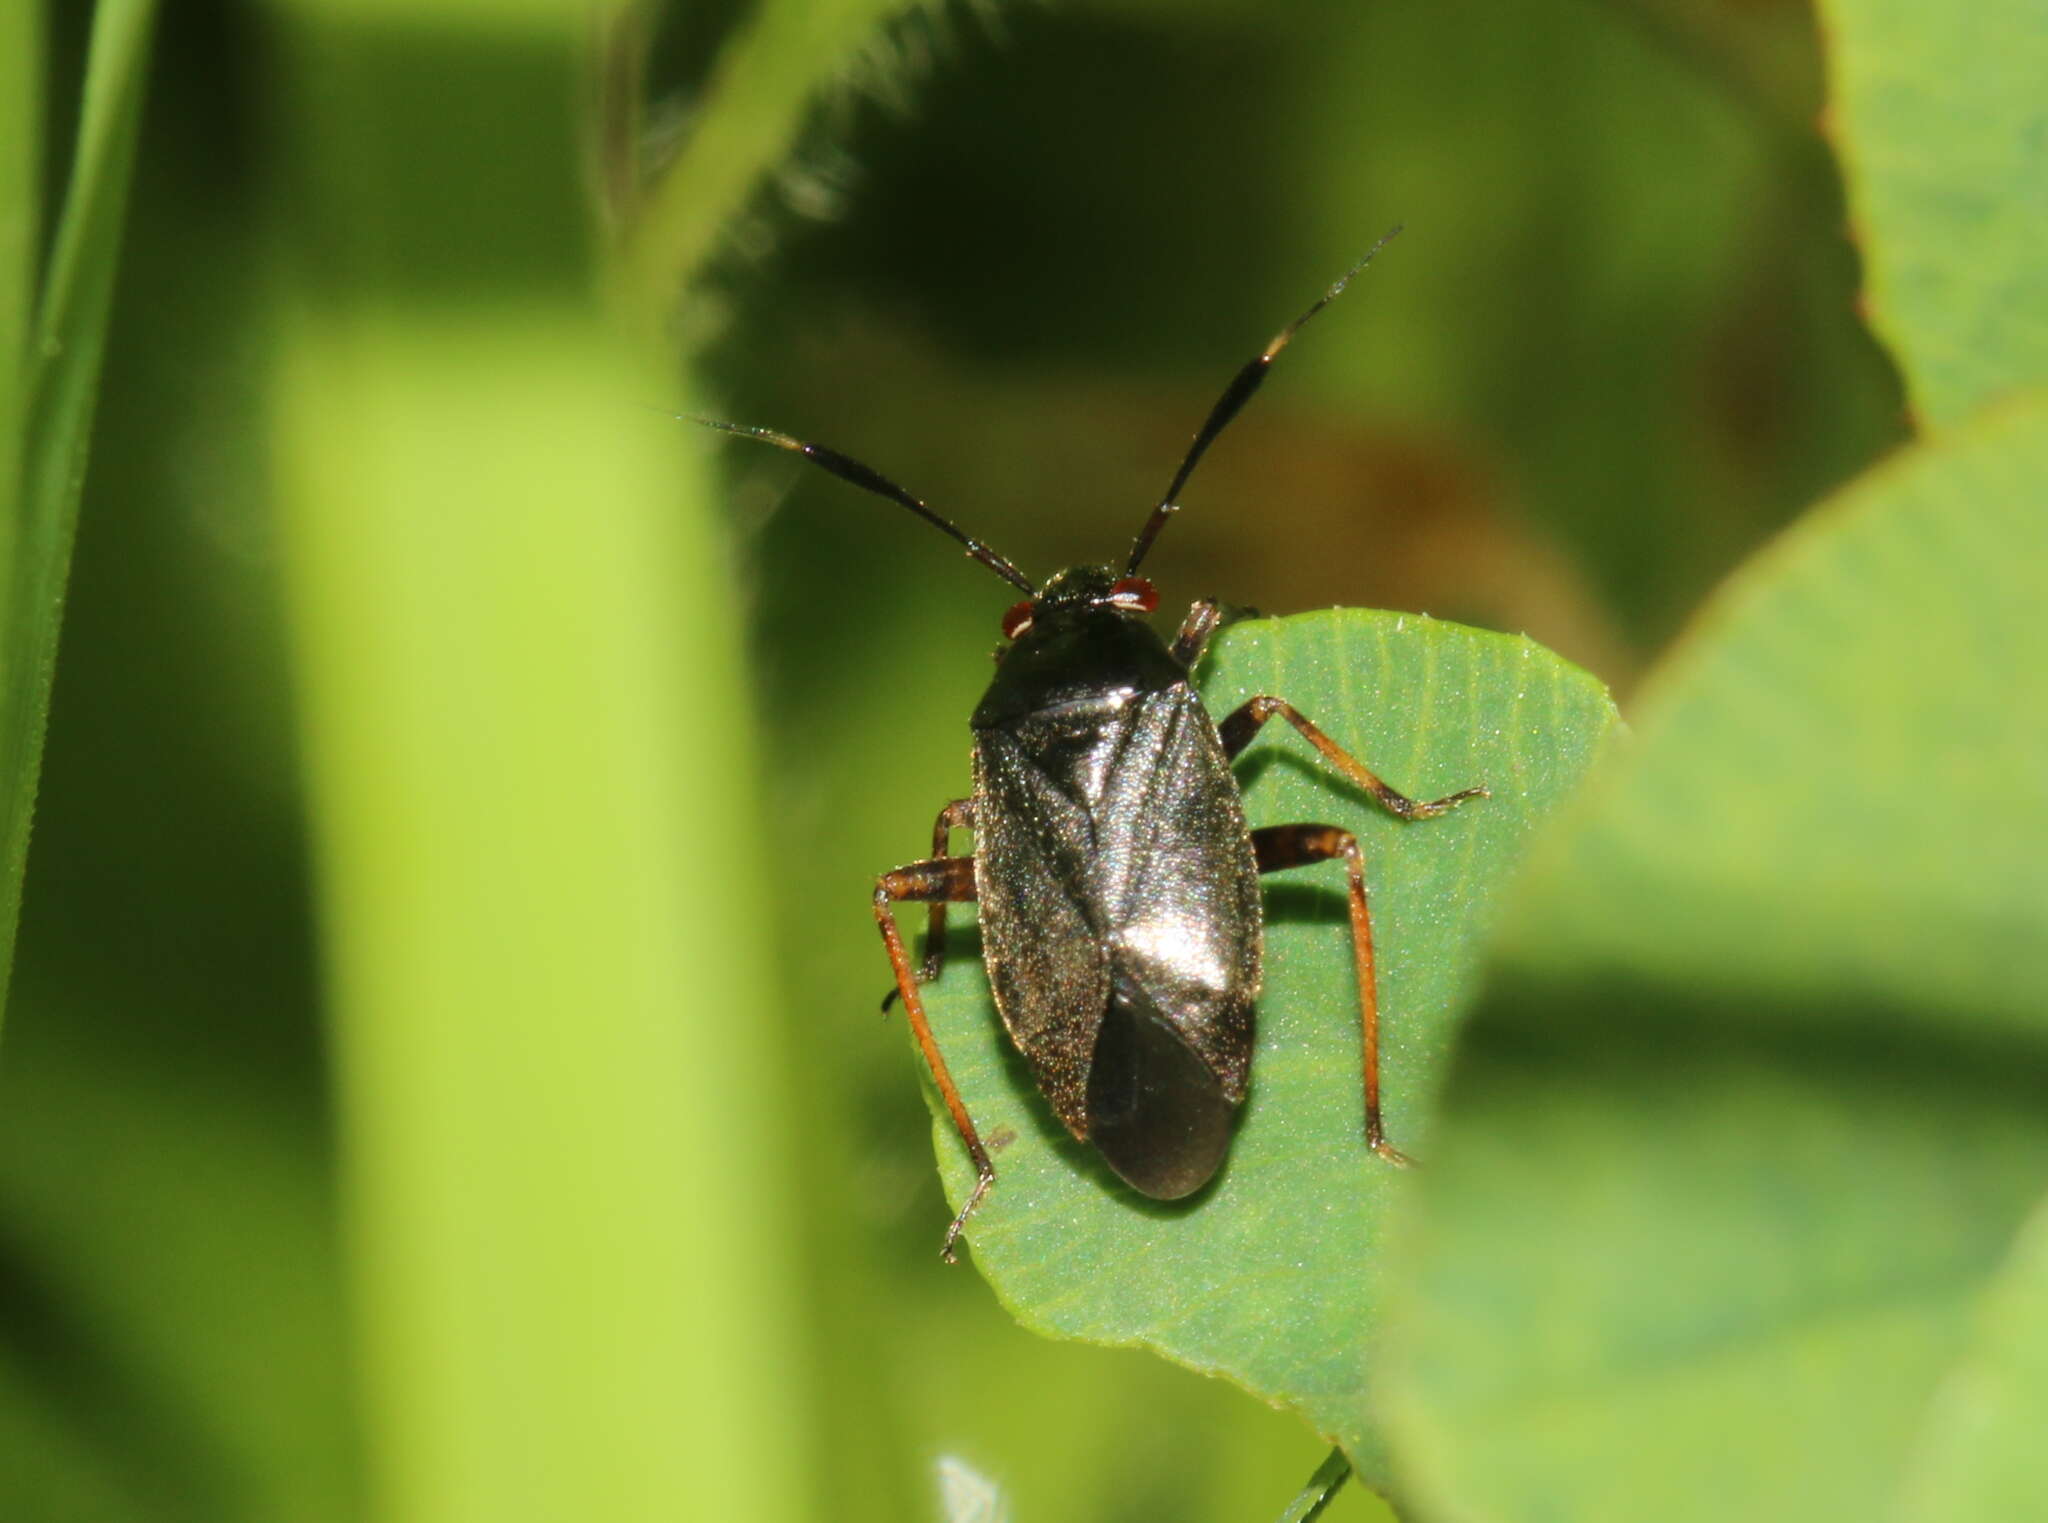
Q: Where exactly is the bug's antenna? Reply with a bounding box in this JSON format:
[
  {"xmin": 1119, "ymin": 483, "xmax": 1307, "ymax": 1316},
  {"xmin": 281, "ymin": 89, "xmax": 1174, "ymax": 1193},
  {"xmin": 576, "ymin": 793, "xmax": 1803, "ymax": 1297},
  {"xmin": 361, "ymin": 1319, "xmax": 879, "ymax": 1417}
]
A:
[
  {"xmin": 696, "ymin": 417, "xmax": 1036, "ymax": 594},
  {"xmin": 1124, "ymin": 226, "xmax": 1404, "ymax": 577}
]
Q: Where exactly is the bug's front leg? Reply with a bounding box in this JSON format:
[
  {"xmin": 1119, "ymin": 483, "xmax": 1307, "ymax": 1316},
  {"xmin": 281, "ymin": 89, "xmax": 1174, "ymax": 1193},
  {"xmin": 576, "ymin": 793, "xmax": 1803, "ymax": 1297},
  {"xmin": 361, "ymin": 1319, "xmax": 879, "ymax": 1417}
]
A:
[
  {"xmin": 1218, "ymin": 695, "xmax": 1488, "ymax": 818},
  {"xmin": 875, "ymin": 855, "xmax": 991, "ymax": 1262},
  {"xmin": 917, "ymin": 799, "xmax": 976, "ymax": 982},
  {"xmin": 1168, "ymin": 597, "xmax": 1266, "ymax": 668},
  {"xmin": 878, "ymin": 798, "xmax": 976, "ymax": 1012},
  {"xmin": 1170, "ymin": 599, "xmax": 1226, "ymax": 667},
  {"xmin": 1250, "ymin": 823, "xmax": 1413, "ymax": 1163}
]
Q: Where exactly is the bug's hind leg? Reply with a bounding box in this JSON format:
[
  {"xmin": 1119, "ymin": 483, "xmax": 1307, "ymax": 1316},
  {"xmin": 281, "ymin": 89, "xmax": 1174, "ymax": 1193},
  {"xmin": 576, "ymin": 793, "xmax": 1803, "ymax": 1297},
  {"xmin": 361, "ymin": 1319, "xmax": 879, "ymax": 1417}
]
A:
[
  {"xmin": 1218, "ymin": 695, "xmax": 1487, "ymax": 818},
  {"xmin": 1250, "ymin": 823, "xmax": 1415, "ymax": 1165},
  {"xmin": 876, "ymin": 856, "xmax": 990, "ymax": 1262}
]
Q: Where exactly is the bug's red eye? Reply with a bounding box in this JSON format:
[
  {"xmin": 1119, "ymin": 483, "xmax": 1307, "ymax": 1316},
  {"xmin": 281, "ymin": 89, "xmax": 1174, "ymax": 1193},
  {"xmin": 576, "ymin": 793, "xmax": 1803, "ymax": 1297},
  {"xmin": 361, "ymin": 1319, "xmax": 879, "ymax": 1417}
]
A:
[
  {"xmin": 1109, "ymin": 576, "xmax": 1159, "ymax": 613},
  {"xmin": 1001, "ymin": 599, "xmax": 1035, "ymax": 640}
]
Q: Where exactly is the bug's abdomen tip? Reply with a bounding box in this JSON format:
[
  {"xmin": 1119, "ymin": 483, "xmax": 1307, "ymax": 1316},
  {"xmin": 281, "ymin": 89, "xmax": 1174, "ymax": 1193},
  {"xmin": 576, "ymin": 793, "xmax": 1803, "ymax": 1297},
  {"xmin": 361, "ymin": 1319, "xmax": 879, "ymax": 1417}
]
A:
[{"xmin": 1084, "ymin": 991, "xmax": 1238, "ymax": 1200}]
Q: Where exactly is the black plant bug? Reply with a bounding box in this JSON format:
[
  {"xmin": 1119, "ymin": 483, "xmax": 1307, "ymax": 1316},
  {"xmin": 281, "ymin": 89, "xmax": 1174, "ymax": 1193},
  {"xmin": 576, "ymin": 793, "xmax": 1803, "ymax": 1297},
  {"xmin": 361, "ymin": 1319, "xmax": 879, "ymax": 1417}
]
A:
[{"xmin": 705, "ymin": 228, "xmax": 1486, "ymax": 1260}]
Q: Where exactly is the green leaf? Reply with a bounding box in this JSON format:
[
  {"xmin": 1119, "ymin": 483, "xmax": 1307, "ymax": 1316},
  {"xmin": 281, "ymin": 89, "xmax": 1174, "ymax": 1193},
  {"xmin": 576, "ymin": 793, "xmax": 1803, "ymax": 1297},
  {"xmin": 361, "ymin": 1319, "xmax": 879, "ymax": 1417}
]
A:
[
  {"xmin": 0, "ymin": 0, "xmax": 157, "ymax": 1025},
  {"xmin": 912, "ymin": 608, "xmax": 1618, "ymax": 1486},
  {"xmin": 1819, "ymin": 0, "xmax": 2048, "ymax": 427},
  {"xmin": 1381, "ymin": 399, "xmax": 2048, "ymax": 1523},
  {"xmin": 1901, "ymin": 1189, "xmax": 2048, "ymax": 1523}
]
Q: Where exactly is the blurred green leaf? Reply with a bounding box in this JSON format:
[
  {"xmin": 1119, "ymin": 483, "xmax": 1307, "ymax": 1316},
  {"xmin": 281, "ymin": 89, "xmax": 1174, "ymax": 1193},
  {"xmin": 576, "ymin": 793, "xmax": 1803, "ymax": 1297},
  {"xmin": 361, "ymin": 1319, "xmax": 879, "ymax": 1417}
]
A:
[
  {"xmin": 1466, "ymin": 401, "xmax": 2048, "ymax": 1033},
  {"xmin": 1820, "ymin": 0, "xmax": 2048, "ymax": 427},
  {"xmin": 0, "ymin": 0, "xmax": 156, "ymax": 1025},
  {"xmin": 1381, "ymin": 400, "xmax": 2048, "ymax": 1523},
  {"xmin": 1900, "ymin": 1189, "xmax": 2048, "ymax": 1523},
  {"xmin": 914, "ymin": 608, "xmax": 1617, "ymax": 1486}
]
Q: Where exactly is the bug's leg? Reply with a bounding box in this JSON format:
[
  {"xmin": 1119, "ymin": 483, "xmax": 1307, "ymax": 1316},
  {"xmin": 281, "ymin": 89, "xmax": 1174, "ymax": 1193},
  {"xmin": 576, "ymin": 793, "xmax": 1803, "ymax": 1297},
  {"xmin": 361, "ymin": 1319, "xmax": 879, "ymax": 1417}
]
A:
[
  {"xmin": 1170, "ymin": 599, "xmax": 1225, "ymax": 667},
  {"xmin": 1250, "ymin": 823, "xmax": 1411, "ymax": 1165},
  {"xmin": 880, "ymin": 800, "xmax": 978, "ymax": 1012},
  {"xmin": 1218, "ymin": 696, "xmax": 1488, "ymax": 818},
  {"xmin": 876, "ymin": 856, "xmax": 993, "ymax": 1262},
  {"xmin": 1169, "ymin": 598, "xmax": 1267, "ymax": 668},
  {"xmin": 918, "ymin": 799, "xmax": 977, "ymax": 982}
]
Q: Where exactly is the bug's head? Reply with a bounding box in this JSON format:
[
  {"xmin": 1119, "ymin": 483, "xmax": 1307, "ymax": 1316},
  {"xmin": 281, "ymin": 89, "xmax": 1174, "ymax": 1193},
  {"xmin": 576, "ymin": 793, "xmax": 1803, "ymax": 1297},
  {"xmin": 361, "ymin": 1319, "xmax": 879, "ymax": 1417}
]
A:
[{"xmin": 999, "ymin": 566, "xmax": 1159, "ymax": 644}]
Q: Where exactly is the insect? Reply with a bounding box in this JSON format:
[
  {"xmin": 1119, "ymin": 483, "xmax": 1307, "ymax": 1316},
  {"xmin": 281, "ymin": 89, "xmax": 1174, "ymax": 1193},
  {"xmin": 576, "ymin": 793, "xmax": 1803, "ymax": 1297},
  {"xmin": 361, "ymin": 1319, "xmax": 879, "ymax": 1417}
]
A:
[{"xmin": 706, "ymin": 230, "xmax": 1485, "ymax": 1260}]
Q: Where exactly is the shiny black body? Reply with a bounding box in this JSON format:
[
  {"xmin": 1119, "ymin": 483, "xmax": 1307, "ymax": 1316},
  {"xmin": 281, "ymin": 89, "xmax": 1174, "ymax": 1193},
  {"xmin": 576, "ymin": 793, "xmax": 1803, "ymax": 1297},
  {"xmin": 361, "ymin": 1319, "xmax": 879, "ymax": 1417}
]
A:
[{"xmin": 972, "ymin": 574, "xmax": 1260, "ymax": 1198}]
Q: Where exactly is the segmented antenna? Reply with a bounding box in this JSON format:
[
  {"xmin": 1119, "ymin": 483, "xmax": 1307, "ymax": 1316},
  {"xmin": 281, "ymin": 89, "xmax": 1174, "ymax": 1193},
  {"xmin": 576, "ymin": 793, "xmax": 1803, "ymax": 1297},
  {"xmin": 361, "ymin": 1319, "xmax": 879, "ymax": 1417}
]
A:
[
  {"xmin": 695, "ymin": 417, "xmax": 1035, "ymax": 594},
  {"xmin": 1124, "ymin": 226, "xmax": 1404, "ymax": 577}
]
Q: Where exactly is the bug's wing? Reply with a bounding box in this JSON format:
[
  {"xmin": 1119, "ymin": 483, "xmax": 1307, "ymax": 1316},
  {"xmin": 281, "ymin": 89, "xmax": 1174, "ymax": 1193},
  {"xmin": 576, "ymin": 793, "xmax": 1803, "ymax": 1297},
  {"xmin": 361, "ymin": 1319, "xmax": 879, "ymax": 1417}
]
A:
[
  {"xmin": 972, "ymin": 725, "xmax": 1113, "ymax": 1140},
  {"xmin": 973, "ymin": 682, "xmax": 1262, "ymax": 1193},
  {"xmin": 1091, "ymin": 683, "xmax": 1262, "ymax": 1104}
]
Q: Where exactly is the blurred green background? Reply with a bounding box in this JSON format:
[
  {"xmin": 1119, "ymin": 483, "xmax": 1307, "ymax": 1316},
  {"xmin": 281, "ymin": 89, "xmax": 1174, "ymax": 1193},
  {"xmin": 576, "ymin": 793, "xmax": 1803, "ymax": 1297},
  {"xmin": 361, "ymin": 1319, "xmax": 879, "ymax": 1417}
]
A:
[{"xmin": 4, "ymin": 1, "xmax": 1914, "ymax": 1520}]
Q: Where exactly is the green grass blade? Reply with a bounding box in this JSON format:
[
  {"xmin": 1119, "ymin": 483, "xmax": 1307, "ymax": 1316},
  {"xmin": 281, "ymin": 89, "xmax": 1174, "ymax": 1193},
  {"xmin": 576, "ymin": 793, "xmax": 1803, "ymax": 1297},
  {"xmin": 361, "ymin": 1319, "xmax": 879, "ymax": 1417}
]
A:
[
  {"xmin": 1819, "ymin": 0, "xmax": 2048, "ymax": 427},
  {"xmin": 915, "ymin": 609, "xmax": 1618, "ymax": 1487},
  {"xmin": 0, "ymin": 2, "xmax": 35, "ymax": 590},
  {"xmin": 1274, "ymin": 1445, "xmax": 1351, "ymax": 1523},
  {"xmin": 0, "ymin": 0, "xmax": 158, "ymax": 1025},
  {"xmin": 266, "ymin": 7, "xmax": 821, "ymax": 1521},
  {"xmin": 617, "ymin": 0, "xmax": 930, "ymax": 321},
  {"xmin": 276, "ymin": 312, "xmax": 810, "ymax": 1523},
  {"xmin": 1381, "ymin": 399, "xmax": 2048, "ymax": 1523}
]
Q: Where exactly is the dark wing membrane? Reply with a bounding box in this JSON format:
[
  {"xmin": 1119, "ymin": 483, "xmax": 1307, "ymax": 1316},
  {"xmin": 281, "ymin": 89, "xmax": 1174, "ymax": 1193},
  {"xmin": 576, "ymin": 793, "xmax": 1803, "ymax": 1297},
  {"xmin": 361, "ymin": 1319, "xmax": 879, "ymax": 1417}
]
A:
[
  {"xmin": 972, "ymin": 723, "xmax": 1113, "ymax": 1139},
  {"xmin": 1091, "ymin": 684, "xmax": 1261, "ymax": 1102}
]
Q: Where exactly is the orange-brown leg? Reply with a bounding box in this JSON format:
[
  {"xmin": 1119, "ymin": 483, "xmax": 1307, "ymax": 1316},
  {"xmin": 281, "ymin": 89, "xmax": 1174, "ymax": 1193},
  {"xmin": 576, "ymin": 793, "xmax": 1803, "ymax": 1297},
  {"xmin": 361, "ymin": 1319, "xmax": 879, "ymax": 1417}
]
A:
[
  {"xmin": 1251, "ymin": 823, "xmax": 1409, "ymax": 1164},
  {"xmin": 1228, "ymin": 697, "xmax": 1482, "ymax": 1159},
  {"xmin": 875, "ymin": 856, "xmax": 989, "ymax": 1261},
  {"xmin": 879, "ymin": 799, "xmax": 977, "ymax": 1012},
  {"xmin": 1218, "ymin": 696, "xmax": 1487, "ymax": 818},
  {"xmin": 918, "ymin": 800, "xmax": 976, "ymax": 981}
]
